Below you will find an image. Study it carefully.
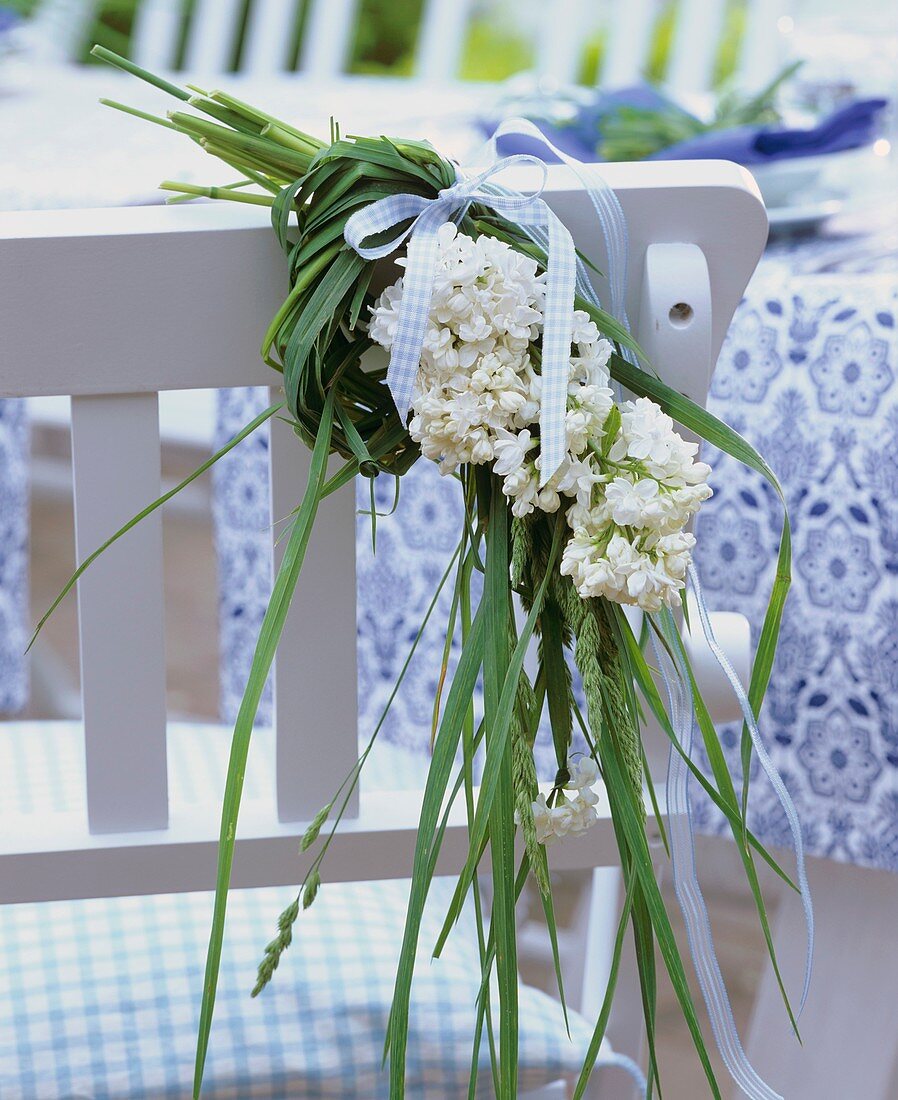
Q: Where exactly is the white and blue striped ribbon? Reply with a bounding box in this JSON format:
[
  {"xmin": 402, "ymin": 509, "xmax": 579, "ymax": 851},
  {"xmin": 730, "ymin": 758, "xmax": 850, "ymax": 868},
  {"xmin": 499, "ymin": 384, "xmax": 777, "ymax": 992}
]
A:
[
  {"xmin": 344, "ymin": 149, "xmax": 575, "ymax": 484},
  {"xmin": 479, "ymin": 118, "xmax": 633, "ymax": 347}
]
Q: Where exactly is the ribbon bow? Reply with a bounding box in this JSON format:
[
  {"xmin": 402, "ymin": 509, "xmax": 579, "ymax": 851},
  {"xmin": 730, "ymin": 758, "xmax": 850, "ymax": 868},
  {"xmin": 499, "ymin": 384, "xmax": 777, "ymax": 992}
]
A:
[{"xmin": 344, "ymin": 154, "xmax": 576, "ymax": 485}]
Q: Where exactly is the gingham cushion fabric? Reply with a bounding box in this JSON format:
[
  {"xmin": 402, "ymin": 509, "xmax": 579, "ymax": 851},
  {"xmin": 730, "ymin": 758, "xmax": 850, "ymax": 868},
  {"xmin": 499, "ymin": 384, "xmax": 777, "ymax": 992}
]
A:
[
  {"xmin": 0, "ymin": 722, "xmax": 609, "ymax": 1099},
  {"xmin": 0, "ymin": 880, "xmax": 596, "ymax": 1099}
]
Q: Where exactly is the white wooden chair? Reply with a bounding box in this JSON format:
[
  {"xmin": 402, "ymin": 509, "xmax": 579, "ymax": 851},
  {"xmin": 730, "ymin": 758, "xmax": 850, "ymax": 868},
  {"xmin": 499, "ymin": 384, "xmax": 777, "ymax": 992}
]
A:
[
  {"xmin": 0, "ymin": 160, "xmax": 766, "ymax": 1097},
  {"xmin": 21, "ymin": 0, "xmax": 788, "ymax": 94}
]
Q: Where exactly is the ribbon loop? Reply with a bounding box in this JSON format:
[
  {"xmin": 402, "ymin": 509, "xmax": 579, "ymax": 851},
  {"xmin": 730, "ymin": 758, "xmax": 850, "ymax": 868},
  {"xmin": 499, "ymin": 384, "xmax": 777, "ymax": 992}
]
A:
[{"xmin": 344, "ymin": 133, "xmax": 580, "ymax": 484}]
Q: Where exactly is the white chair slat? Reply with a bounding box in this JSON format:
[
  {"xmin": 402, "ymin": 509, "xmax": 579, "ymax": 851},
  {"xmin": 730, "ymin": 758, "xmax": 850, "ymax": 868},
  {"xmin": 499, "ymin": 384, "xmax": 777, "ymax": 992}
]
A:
[
  {"xmin": 241, "ymin": 0, "xmax": 300, "ymax": 75},
  {"xmin": 183, "ymin": 0, "xmax": 245, "ymax": 74},
  {"xmin": 665, "ymin": 0, "xmax": 729, "ymax": 96},
  {"xmin": 738, "ymin": 0, "xmax": 787, "ymax": 90},
  {"xmin": 414, "ymin": 0, "xmax": 474, "ymax": 81},
  {"xmin": 298, "ymin": 0, "xmax": 360, "ymax": 78},
  {"xmin": 70, "ymin": 393, "xmax": 169, "ymax": 834},
  {"xmin": 601, "ymin": 0, "xmax": 658, "ymax": 88},
  {"xmin": 19, "ymin": 0, "xmax": 95, "ymax": 63},
  {"xmin": 131, "ymin": 0, "xmax": 185, "ymax": 71},
  {"xmin": 536, "ymin": 0, "xmax": 591, "ymax": 84},
  {"xmin": 268, "ymin": 398, "xmax": 360, "ymax": 823}
]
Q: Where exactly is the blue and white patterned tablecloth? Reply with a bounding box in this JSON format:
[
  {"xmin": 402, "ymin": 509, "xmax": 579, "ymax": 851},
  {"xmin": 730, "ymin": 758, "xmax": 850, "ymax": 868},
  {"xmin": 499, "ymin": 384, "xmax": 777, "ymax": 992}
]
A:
[{"xmin": 693, "ymin": 271, "xmax": 898, "ymax": 868}]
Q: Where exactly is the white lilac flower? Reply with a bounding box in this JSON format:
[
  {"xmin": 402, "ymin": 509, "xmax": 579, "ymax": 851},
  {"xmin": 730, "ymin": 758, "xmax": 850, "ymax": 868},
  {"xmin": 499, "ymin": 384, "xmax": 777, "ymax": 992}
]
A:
[
  {"xmin": 531, "ymin": 793, "xmax": 554, "ymax": 844},
  {"xmin": 368, "ymin": 227, "xmax": 712, "ymax": 606},
  {"xmin": 568, "ymin": 755, "xmax": 600, "ymax": 790},
  {"xmin": 530, "ymin": 755, "xmax": 602, "ymax": 845},
  {"xmin": 492, "ymin": 427, "xmax": 534, "ymax": 476}
]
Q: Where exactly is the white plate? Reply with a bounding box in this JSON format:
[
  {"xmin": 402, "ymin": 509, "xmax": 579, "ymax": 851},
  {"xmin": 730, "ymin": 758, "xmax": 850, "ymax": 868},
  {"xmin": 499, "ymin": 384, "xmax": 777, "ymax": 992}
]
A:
[{"xmin": 767, "ymin": 193, "xmax": 844, "ymax": 234}]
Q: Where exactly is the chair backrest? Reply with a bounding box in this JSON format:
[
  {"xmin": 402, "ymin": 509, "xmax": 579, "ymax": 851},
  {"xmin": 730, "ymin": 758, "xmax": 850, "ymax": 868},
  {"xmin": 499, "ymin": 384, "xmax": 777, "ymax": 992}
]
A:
[
  {"xmin": 25, "ymin": 0, "xmax": 787, "ymax": 92},
  {"xmin": 0, "ymin": 160, "xmax": 766, "ymax": 905}
]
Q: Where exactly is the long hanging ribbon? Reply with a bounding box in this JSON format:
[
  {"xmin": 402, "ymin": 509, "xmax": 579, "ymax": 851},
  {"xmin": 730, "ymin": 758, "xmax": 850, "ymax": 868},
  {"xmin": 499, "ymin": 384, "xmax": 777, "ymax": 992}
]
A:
[
  {"xmin": 482, "ymin": 124, "xmax": 815, "ymax": 1097},
  {"xmin": 651, "ymin": 613, "xmax": 776, "ymax": 1100},
  {"xmin": 684, "ymin": 565, "xmax": 814, "ymax": 1016}
]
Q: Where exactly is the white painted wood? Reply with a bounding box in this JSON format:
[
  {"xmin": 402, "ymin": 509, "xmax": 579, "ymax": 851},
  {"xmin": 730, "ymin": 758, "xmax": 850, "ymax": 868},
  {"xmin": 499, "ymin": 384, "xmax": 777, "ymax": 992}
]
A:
[
  {"xmin": 183, "ymin": 0, "xmax": 244, "ymax": 74},
  {"xmin": 536, "ymin": 0, "xmax": 590, "ymax": 85},
  {"xmin": 578, "ymin": 867, "xmax": 623, "ymax": 1019},
  {"xmin": 745, "ymin": 856, "xmax": 898, "ymax": 1100},
  {"xmin": 298, "ymin": 0, "xmax": 359, "ymax": 78},
  {"xmin": 414, "ymin": 0, "xmax": 474, "ymax": 81},
  {"xmin": 70, "ymin": 393, "xmax": 168, "ymax": 833},
  {"xmin": 269, "ymin": 396, "xmax": 360, "ymax": 822},
  {"xmin": 131, "ymin": 0, "xmax": 184, "ymax": 71},
  {"xmin": 601, "ymin": 0, "xmax": 656, "ymax": 88},
  {"xmin": 16, "ymin": 0, "xmax": 95, "ymax": 63},
  {"xmin": 666, "ymin": 0, "xmax": 729, "ymax": 96},
  {"xmin": 242, "ymin": 0, "xmax": 299, "ymax": 75},
  {"xmin": 638, "ymin": 242, "xmax": 713, "ymax": 407},
  {"xmin": 0, "ymin": 719, "xmax": 644, "ymax": 903},
  {"xmin": 738, "ymin": 0, "xmax": 788, "ymax": 91},
  {"xmin": 0, "ymin": 161, "xmax": 766, "ymax": 399}
]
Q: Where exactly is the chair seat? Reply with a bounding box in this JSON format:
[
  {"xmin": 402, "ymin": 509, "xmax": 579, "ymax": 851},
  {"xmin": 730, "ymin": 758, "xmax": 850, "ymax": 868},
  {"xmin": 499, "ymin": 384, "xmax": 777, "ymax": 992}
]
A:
[{"xmin": 0, "ymin": 721, "xmax": 640, "ymax": 1098}]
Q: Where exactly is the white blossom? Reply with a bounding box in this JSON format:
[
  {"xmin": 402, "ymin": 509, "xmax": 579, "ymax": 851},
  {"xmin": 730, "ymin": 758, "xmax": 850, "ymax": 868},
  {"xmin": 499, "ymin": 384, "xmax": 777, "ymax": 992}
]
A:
[
  {"xmin": 368, "ymin": 227, "xmax": 713, "ymax": 611},
  {"xmin": 530, "ymin": 755, "xmax": 602, "ymax": 844}
]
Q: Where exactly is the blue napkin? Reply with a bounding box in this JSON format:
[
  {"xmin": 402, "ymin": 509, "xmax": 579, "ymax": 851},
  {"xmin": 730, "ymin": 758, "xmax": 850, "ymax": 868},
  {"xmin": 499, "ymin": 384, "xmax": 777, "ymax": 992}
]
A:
[
  {"xmin": 651, "ymin": 98, "xmax": 888, "ymax": 163},
  {"xmin": 485, "ymin": 88, "xmax": 887, "ymax": 165}
]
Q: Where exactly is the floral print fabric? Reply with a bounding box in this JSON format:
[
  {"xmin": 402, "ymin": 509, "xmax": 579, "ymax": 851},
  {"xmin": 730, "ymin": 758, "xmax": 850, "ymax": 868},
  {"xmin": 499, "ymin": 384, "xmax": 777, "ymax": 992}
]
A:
[{"xmin": 691, "ymin": 273, "xmax": 898, "ymax": 870}]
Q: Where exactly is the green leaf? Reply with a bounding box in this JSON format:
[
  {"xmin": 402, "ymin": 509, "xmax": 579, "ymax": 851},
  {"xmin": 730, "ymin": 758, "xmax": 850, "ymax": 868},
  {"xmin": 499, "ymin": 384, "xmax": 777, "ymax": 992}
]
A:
[
  {"xmin": 659, "ymin": 610, "xmax": 800, "ymax": 1039},
  {"xmin": 482, "ymin": 481, "xmax": 518, "ymax": 1098},
  {"xmin": 385, "ymin": 604, "xmax": 487, "ymax": 1097},
  {"xmin": 608, "ymin": 348, "xmax": 792, "ymax": 860},
  {"xmin": 618, "ymin": 611, "xmax": 798, "ymax": 892},
  {"xmin": 432, "ymin": 514, "xmax": 564, "ymax": 959},
  {"xmin": 572, "ymin": 871, "xmax": 638, "ymax": 1099},
  {"xmin": 193, "ymin": 390, "xmax": 336, "ymax": 1098},
  {"xmin": 600, "ymin": 721, "xmax": 721, "ymax": 1098},
  {"xmin": 539, "ymin": 600, "xmax": 573, "ymax": 771}
]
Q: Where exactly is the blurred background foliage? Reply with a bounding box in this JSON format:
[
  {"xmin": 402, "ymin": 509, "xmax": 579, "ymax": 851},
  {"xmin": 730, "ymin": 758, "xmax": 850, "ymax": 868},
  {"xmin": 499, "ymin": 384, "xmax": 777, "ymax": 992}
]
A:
[{"xmin": 4, "ymin": 0, "xmax": 751, "ymax": 87}]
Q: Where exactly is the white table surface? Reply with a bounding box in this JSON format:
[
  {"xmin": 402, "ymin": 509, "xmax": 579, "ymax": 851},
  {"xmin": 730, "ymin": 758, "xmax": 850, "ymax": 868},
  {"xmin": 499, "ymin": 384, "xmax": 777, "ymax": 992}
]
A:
[{"xmin": 0, "ymin": 62, "xmax": 485, "ymax": 212}]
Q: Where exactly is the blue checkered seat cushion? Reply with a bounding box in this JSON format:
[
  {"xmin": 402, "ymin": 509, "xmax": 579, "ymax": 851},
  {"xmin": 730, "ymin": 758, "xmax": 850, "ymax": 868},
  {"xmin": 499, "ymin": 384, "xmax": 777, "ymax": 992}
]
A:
[{"xmin": 0, "ymin": 722, "xmax": 638, "ymax": 1098}]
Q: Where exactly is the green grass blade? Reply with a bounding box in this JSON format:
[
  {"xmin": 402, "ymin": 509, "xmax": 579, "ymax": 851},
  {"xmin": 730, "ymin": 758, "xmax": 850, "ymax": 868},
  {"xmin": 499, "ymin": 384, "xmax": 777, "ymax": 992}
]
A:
[
  {"xmin": 386, "ymin": 606, "xmax": 487, "ymax": 1096},
  {"xmin": 607, "ymin": 348, "xmax": 793, "ymax": 832},
  {"xmin": 572, "ymin": 870, "xmax": 638, "ymax": 1099},
  {"xmin": 659, "ymin": 612, "xmax": 800, "ymax": 1039},
  {"xmin": 621, "ymin": 614, "xmax": 798, "ymax": 892},
  {"xmin": 600, "ymin": 714, "xmax": 721, "ymax": 1098},
  {"xmin": 91, "ymin": 45, "xmax": 192, "ymax": 101},
  {"xmin": 539, "ymin": 600, "xmax": 573, "ymax": 771},
  {"xmin": 193, "ymin": 391, "xmax": 336, "ymax": 1097},
  {"xmin": 432, "ymin": 517, "xmax": 564, "ymax": 958},
  {"xmin": 482, "ymin": 483, "xmax": 518, "ymax": 1097}
]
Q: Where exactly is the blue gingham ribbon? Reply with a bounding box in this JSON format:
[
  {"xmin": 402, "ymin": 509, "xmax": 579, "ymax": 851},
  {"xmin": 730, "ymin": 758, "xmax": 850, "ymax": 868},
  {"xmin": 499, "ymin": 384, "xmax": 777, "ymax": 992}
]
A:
[{"xmin": 344, "ymin": 150, "xmax": 576, "ymax": 485}]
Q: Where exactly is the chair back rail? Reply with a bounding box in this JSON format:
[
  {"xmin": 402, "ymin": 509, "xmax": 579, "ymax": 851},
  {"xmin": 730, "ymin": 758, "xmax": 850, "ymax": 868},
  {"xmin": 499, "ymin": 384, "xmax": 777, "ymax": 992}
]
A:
[
  {"xmin": 0, "ymin": 161, "xmax": 766, "ymax": 903},
  {"xmin": 26, "ymin": 0, "xmax": 786, "ymax": 91}
]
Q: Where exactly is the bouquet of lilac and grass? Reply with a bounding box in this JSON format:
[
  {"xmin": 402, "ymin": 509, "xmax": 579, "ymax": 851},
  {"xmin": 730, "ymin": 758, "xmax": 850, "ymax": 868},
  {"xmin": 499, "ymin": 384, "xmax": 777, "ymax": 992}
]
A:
[{"xmin": 38, "ymin": 45, "xmax": 813, "ymax": 1100}]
